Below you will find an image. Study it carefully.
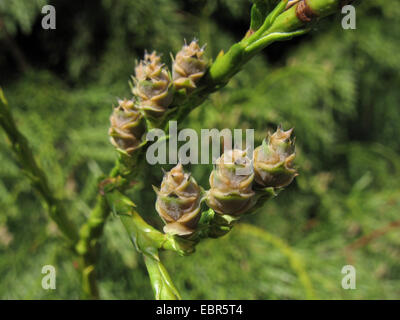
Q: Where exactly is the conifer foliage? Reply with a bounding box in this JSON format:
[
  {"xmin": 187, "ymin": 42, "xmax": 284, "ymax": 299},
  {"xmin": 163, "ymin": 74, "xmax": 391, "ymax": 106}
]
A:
[{"xmin": 2, "ymin": 0, "xmax": 400, "ymax": 300}]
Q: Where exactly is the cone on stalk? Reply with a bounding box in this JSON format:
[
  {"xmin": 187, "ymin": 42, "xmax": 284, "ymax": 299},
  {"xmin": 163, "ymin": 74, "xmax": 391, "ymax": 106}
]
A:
[
  {"xmin": 133, "ymin": 51, "xmax": 173, "ymax": 118},
  {"xmin": 253, "ymin": 126, "xmax": 298, "ymax": 188},
  {"xmin": 206, "ymin": 149, "xmax": 256, "ymax": 216},
  {"xmin": 154, "ymin": 163, "xmax": 202, "ymax": 236},
  {"xmin": 172, "ymin": 40, "xmax": 208, "ymax": 92},
  {"xmin": 108, "ymin": 99, "xmax": 146, "ymax": 155}
]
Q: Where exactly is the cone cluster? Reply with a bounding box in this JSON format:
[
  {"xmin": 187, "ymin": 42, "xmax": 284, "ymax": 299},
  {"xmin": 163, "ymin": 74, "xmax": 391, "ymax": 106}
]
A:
[
  {"xmin": 109, "ymin": 40, "xmax": 208, "ymax": 155},
  {"xmin": 154, "ymin": 163, "xmax": 202, "ymax": 236},
  {"xmin": 108, "ymin": 99, "xmax": 146, "ymax": 155},
  {"xmin": 153, "ymin": 127, "xmax": 298, "ymax": 236},
  {"xmin": 107, "ymin": 34, "xmax": 299, "ymax": 240}
]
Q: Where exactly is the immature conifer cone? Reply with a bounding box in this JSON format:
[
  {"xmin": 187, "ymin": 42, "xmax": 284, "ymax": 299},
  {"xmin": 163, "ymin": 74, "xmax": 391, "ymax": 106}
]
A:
[
  {"xmin": 172, "ymin": 40, "xmax": 208, "ymax": 91},
  {"xmin": 154, "ymin": 163, "xmax": 202, "ymax": 236},
  {"xmin": 253, "ymin": 127, "xmax": 298, "ymax": 188},
  {"xmin": 133, "ymin": 51, "xmax": 172, "ymax": 118},
  {"xmin": 206, "ymin": 149, "xmax": 256, "ymax": 216},
  {"xmin": 108, "ymin": 99, "xmax": 146, "ymax": 154}
]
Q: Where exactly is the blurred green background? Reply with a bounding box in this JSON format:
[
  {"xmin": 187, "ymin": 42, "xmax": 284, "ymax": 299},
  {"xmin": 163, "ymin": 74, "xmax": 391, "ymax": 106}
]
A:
[{"xmin": 1, "ymin": 0, "xmax": 400, "ymax": 299}]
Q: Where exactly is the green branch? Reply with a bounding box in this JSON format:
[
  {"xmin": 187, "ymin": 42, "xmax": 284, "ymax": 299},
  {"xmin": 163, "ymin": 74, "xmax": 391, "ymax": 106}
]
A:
[
  {"xmin": 0, "ymin": 88, "xmax": 79, "ymax": 243},
  {"xmin": 74, "ymin": 158, "xmax": 142, "ymax": 299},
  {"xmin": 143, "ymin": 254, "xmax": 181, "ymax": 300},
  {"xmin": 105, "ymin": 189, "xmax": 195, "ymax": 299},
  {"xmin": 75, "ymin": 195, "xmax": 109, "ymax": 299},
  {"xmin": 209, "ymin": 0, "xmax": 352, "ymax": 84},
  {"xmin": 0, "ymin": 88, "xmax": 103, "ymax": 298}
]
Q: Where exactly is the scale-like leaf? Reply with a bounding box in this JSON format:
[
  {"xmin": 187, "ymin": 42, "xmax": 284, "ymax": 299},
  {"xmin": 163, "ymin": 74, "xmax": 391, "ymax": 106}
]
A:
[{"xmin": 250, "ymin": 0, "xmax": 280, "ymax": 31}]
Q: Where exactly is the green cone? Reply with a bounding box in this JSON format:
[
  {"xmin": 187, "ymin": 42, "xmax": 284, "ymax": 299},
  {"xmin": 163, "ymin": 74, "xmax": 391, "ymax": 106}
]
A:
[
  {"xmin": 172, "ymin": 40, "xmax": 208, "ymax": 92},
  {"xmin": 108, "ymin": 99, "xmax": 146, "ymax": 155},
  {"xmin": 206, "ymin": 149, "xmax": 256, "ymax": 216},
  {"xmin": 253, "ymin": 126, "xmax": 298, "ymax": 188},
  {"xmin": 133, "ymin": 51, "xmax": 173, "ymax": 118},
  {"xmin": 154, "ymin": 163, "xmax": 202, "ymax": 236}
]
